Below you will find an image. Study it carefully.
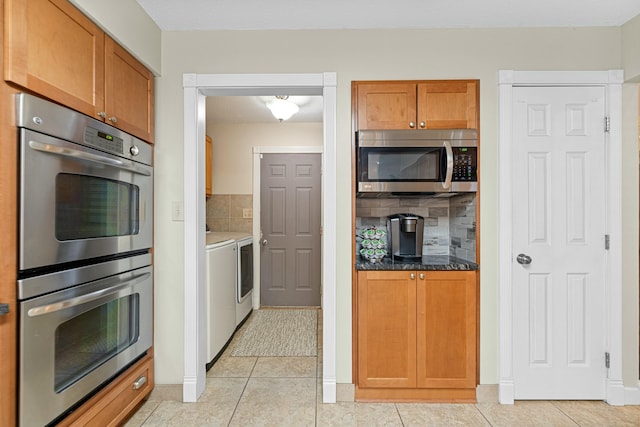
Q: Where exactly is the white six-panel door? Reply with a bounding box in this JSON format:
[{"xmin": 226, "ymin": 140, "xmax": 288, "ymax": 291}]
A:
[{"xmin": 512, "ymin": 86, "xmax": 607, "ymax": 399}]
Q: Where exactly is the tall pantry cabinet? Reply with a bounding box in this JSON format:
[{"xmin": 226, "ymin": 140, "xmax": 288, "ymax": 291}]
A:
[{"xmin": 352, "ymin": 80, "xmax": 480, "ymax": 402}]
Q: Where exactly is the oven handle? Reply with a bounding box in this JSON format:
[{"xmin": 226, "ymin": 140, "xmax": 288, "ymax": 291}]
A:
[
  {"xmin": 27, "ymin": 272, "xmax": 151, "ymax": 317},
  {"xmin": 442, "ymin": 140, "xmax": 453, "ymax": 190},
  {"xmin": 28, "ymin": 140, "xmax": 151, "ymax": 176}
]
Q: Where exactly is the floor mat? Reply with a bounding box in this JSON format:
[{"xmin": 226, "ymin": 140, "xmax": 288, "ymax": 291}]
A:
[{"xmin": 231, "ymin": 309, "xmax": 317, "ymax": 357}]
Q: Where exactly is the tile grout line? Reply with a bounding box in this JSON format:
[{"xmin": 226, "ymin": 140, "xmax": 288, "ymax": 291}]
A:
[
  {"xmin": 473, "ymin": 403, "xmax": 496, "ymax": 426},
  {"xmin": 226, "ymin": 358, "xmax": 257, "ymax": 426},
  {"xmin": 548, "ymin": 401, "xmax": 583, "ymax": 427}
]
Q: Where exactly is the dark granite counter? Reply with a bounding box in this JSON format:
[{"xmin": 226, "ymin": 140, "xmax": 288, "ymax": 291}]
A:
[{"xmin": 355, "ymin": 255, "xmax": 478, "ymax": 271}]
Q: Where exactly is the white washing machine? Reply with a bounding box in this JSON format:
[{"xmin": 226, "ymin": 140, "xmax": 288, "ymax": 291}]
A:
[
  {"xmin": 236, "ymin": 237, "xmax": 254, "ymax": 326},
  {"xmin": 206, "ymin": 239, "xmax": 237, "ymax": 364}
]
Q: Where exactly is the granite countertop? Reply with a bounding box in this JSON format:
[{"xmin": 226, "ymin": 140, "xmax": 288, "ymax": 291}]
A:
[
  {"xmin": 355, "ymin": 255, "xmax": 478, "ymax": 271},
  {"xmin": 206, "ymin": 231, "xmax": 252, "ymax": 247}
]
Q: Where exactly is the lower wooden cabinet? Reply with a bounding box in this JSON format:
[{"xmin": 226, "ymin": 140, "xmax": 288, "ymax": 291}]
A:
[
  {"xmin": 356, "ymin": 270, "xmax": 476, "ymax": 401},
  {"xmin": 58, "ymin": 353, "xmax": 154, "ymax": 426}
]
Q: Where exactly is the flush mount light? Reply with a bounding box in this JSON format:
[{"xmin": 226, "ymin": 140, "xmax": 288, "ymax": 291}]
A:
[{"xmin": 266, "ymin": 96, "xmax": 299, "ymax": 122}]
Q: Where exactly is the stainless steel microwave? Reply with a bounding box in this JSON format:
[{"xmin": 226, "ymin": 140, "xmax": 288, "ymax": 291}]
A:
[{"xmin": 356, "ymin": 129, "xmax": 478, "ymax": 196}]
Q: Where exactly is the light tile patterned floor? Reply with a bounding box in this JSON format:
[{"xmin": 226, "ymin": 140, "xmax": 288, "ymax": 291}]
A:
[{"xmin": 125, "ymin": 309, "xmax": 640, "ymax": 426}]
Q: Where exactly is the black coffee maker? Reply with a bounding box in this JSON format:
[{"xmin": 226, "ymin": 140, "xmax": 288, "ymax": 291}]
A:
[{"xmin": 387, "ymin": 213, "xmax": 424, "ymax": 261}]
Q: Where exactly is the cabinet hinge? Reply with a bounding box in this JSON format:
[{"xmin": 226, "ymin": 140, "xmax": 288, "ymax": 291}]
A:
[
  {"xmin": 605, "ymin": 352, "xmax": 610, "ymax": 369},
  {"xmin": 604, "ymin": 116, "xmax": 610, "ymax": 133},
  {"xmin": 605, "ymin": 234, "xmax": 610, "ymax": 250}
]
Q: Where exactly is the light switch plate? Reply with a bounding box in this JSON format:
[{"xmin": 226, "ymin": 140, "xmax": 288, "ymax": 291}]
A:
[{"xmin": 172, "ymin": 201, "xmax": 184, "ymax": 221}]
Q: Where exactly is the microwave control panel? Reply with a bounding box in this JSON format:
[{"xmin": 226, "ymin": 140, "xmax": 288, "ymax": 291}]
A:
[{"xmin": 452, "ymin": 147, "xmax": 477, "ymax": 181}]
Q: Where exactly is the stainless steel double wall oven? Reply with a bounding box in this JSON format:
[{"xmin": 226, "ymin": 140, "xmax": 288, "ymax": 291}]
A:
[{"xmin": 16, "ymin": 94, "xmax": 153, "ymax": 427}]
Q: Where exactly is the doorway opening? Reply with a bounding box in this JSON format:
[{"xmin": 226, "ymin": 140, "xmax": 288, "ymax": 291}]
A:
[{"xmin": 183, "ymin": 73, "xmax": 337, "ymax": 404}]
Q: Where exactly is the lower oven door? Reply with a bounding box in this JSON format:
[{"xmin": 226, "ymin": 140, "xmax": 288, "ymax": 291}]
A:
[{"xmin": 19, "ymin": 264, "xmax": 152, "ymax": 427}]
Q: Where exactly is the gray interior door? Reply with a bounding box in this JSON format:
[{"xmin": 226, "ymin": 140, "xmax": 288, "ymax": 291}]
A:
[{"xmin": 260, "ymin": 153, "xmax": 321, "ymax": 306}]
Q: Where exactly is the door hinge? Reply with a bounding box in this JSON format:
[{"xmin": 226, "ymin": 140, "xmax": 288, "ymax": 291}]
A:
[
  {"xmin": 605, "ymin": 352, "xmax": 610, "ymax": 369},
  {"xmin": 605, "ymin": 234, "xmax": 610, "ymax": 250},
  {"xmin": 604, "ymin": 116, "xmax": 610, "ymax": 133}
]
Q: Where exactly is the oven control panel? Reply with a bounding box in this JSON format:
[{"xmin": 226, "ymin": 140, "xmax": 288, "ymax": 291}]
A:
[{"xmin": 84, "ymin": 127, "xmax": 124, "ymax": 156}]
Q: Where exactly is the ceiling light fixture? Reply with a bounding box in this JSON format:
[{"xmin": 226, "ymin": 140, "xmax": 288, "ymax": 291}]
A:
[{"xmin": 266, "ymin": 96, "xmax": 299, "ymax": 122}]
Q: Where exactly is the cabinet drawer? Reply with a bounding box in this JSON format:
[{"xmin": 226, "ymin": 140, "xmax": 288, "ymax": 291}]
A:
[{"xmin": 59, "ymin": 354, "xmax": 154, "ymax": 427}]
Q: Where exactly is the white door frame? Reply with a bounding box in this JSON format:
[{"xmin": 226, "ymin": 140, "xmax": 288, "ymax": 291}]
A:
[
  {"xmin": 182, "ymin": 73, "xmax": 337, "ymax": 403},
  {"xmin": 252, "ymin": 146, "xmax": 323, "ymax": 310},
  {"xmin": 497, "ymin": 70, "xmax": 624, "ymax": 405}
]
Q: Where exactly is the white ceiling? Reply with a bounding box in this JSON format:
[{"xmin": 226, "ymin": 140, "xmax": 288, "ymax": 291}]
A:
[
  {"xmin": 206, "ymin": 96, "xmax": 324, "ymax": 124},
  {"xmin": 136, "ymin": 0, "xmax": 640, "ymax": 31},
  {"xmin": 139, "ymin": 0, "xmax": 640, "ymax": 124}
]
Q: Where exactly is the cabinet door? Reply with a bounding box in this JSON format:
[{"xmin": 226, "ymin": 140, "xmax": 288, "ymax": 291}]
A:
[
  {"xmin": 5, "ymin": 0, "xmax": 105, "ymax": 118},
  {"xmin": 104, "ymin": 37, "xmax": 155, "ymax": 142},
  {"xmin": 416, "ymin": 271, "xmax": 476, "ymax": 388},
  {"xmin": 417, "ymin": 81, "xmax": 478, "ymax": 129},
  {"xmin": 205, "ymin": 135, "xmax": 213, "ymax": 196},
  {"xmin": 357, "ymin": 271, "xmax": 416, "ymax": 388},
  {"xmin": 356, "ymin": 82, "xmax": 417, "ymax": 130}
]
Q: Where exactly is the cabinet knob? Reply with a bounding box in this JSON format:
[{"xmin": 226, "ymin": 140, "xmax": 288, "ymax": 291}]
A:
[
  {"xmin": 419, "ymin": 121, "xmax": 426, "ymax": 128},
  {"xmin": 108, "ymin": 116, "xmax": 118, "ymax": 123},
  {"xmin": 419, "ymin": 273, "xmax": 425, "ymax": 280},
  {"xmin": 410, "ymin": 273, "xmax": 416, "ymax": 280},
  {"xmin": 409, "ymin": 121, "xmax": 415, "ymax": 128},
  {"xmin": 97, "ymin": 111, "xmax": 106, "ymax": 119},
  {"xmin": 0, "ymin": 303, "xmax": 9, "ymax": 316}
]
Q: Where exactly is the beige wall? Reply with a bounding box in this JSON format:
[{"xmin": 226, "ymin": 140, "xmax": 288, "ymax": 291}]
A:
[
  {"xmin": 151, "ymin": 26, "xmax": 640, "ymax": 388},
  {"xmin": 207, "ymin": 122, "xmax": 323, "ymax": 194},
  {"xmin": 69, "ymin": 0, "xmax": 161, "ymax": 74},
  {"xmin": 622, "ymin": 14, "xmax": 640, "ymax": 82}
]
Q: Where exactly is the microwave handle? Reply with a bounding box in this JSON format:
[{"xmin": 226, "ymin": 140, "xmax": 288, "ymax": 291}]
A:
[
  {"xmin": 26, "ymin": 272, "xmax": 151, "ymax": 317},
  {"xmin": 28, "ymin": 140, "xmax": 151, "ymax": 176},
  {"xmin": 442, "ymin": 141, "xmax": 453, "ymax": 190}
]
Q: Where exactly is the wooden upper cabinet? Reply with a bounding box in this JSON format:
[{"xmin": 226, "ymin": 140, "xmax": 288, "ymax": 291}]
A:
[
  {"xmin": 5, "ymin": 0, "xmax": 155, "ymax": 142},
  {"xmin": 417, "ymin": 81, "xmax": 477, "ymax": 130},
  {"xmin": 416, "ymin": 271, "xmax": 476, "ymax": 389},
  {"xmin": 4, "ymin": 0, "xmax": 105, "ymax": 117},
  {"xmin": 104, "ymin": 37, "xmax": 154, "ymax": 142},
  {"xmin": 354, "ymin": 80, "xmax": 478, "ymax": 131},
  {"xmin": 356, "ymin": 82, "xmax": 417, "ymax": 130}
]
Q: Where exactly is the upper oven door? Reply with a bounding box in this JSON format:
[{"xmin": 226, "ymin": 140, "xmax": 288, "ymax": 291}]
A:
[{"xmin": 19, "ymin": 128, "xmax": 153, "ymax": 272}]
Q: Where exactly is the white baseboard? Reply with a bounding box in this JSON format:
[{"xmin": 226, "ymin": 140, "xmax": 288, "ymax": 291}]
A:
[{"xmin": 322, "ymin": 378, "xmax": 337, "ymax": 403}]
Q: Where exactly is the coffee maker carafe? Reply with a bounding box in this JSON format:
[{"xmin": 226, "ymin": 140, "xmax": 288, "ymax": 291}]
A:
[{"xmin": 387, "ymin": 213, "xmax": 424, "ymax": 261}]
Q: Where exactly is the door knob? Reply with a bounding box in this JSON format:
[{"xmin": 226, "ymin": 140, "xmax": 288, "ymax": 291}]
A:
[
  {"xmin": 516, "ymin": 254, "xmax": 532, "ymax": 265},
  {"xmin": 261, "ymin": 239, "xmax": 268, "ymax": 246}
]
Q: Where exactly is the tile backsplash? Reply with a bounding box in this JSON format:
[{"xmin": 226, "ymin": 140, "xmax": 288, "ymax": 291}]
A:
[
  {"xmin": 355, "ymin": 194, "xmax": 477, "ymax": 262},
  {"xmin": 206, "ymin": 194, "xmax": 252, "ymax": 233}
]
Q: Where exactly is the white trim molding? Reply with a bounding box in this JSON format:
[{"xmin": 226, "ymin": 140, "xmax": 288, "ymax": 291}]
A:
[
  {"xmin": 497, "ymin": 70, "xmax": 625, "ymax": 405},
  {"xmin": 183, "ymin": 73, "xmax": 338, "ymax": 403}
]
